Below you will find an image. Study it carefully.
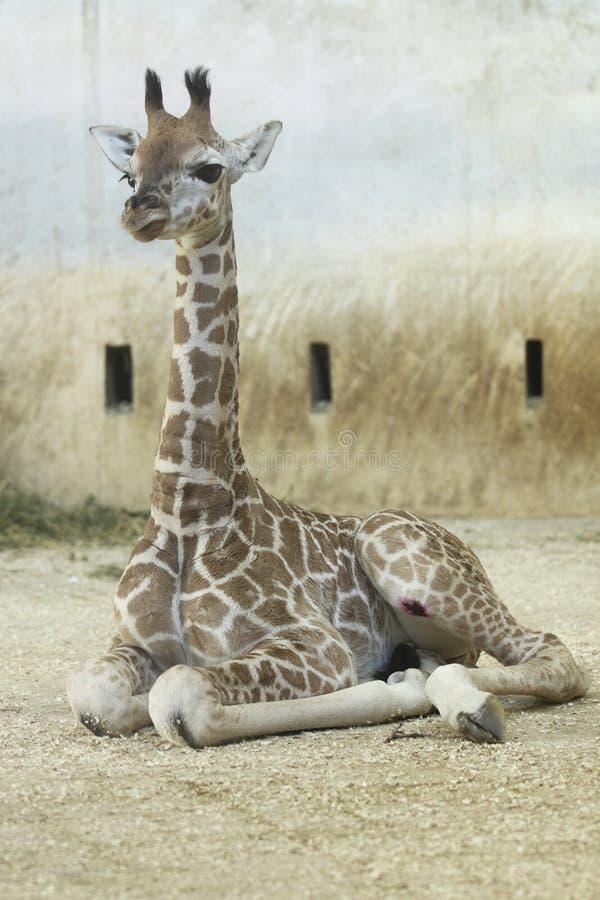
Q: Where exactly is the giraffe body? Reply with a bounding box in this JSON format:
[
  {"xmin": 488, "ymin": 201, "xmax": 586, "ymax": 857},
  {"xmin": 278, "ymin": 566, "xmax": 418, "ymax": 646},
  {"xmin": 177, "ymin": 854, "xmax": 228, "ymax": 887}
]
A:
[{"xmin": 67, "ymin": 68, "xmax": 589, "ymax": 747}]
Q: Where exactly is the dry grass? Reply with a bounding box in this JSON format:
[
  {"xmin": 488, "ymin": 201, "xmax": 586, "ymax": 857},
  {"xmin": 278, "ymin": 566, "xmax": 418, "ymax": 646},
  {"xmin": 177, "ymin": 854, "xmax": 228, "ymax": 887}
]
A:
[{"xmin": 0, "ymin": 481, "xmax": 147, "ymax": 550}]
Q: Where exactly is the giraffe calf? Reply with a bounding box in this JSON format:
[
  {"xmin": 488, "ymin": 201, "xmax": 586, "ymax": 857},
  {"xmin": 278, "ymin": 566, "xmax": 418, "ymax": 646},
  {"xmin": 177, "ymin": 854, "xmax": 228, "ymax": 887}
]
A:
[{"xmin": 67, "ymin": 67, "xmax": 589, "ymax": 748}]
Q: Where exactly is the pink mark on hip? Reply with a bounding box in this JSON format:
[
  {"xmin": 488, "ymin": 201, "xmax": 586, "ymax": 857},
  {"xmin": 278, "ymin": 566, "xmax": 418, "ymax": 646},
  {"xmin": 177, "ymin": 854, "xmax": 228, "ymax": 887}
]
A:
[{"xmin": 400, "ymin": 597, "xmax": 430, "ymax": 617}]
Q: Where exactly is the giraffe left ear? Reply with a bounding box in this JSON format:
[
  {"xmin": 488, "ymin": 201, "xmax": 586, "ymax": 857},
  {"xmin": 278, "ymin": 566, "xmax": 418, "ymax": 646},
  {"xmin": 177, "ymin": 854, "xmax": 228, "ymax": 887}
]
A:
[{"xmin": 225, "ymin": 121, "xmax": 282, "ymax": 183}]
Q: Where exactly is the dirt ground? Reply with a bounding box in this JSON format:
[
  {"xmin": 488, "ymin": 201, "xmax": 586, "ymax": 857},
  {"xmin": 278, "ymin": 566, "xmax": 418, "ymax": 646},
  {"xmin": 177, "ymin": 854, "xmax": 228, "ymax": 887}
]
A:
[{"xmin": 0, "ymin": 517, "xmax": 598, "ymax": 899}]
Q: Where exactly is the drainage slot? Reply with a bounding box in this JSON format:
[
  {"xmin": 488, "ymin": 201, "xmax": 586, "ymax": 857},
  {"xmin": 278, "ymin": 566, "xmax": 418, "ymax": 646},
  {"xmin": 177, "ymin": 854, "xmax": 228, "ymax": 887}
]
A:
[
  {"xmin": 525, "ymin": 338, "xmax": 543, "ymax": 406},
  {"xmin": 105, "ymin": 344, "xmax": 133, "ymax": 412},
  {"xmin": 310, "ymin": 342, "xmax": 332, "ymax": 412}
]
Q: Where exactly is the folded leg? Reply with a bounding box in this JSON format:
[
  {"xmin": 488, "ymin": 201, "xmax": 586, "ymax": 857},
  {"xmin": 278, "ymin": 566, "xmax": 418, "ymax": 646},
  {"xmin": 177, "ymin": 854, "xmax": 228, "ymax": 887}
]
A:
[
  {"xmin": 148, "ymin": 637, "xmax": 432, "ymax": 747},
  {"xmin": 67, "ymin": 642, "xmax": 160, "ymax": 736},
  {"xmin": 356, "ymin": 510, "xmax": 589, "ymax": 743}
]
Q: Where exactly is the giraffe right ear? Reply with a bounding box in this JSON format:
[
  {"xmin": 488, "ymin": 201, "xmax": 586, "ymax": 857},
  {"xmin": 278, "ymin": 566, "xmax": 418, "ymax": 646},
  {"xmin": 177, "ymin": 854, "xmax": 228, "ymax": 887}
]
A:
[{"xmin": 89, "ymin": 125, "xmax": 143, "ymax": 172}]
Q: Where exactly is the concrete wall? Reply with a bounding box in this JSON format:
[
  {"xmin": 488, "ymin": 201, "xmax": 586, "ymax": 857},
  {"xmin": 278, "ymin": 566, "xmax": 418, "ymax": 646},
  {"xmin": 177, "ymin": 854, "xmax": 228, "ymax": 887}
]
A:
[{"xmin": 1, "ymin": 0, "xmax": 599, "ymax": 515}]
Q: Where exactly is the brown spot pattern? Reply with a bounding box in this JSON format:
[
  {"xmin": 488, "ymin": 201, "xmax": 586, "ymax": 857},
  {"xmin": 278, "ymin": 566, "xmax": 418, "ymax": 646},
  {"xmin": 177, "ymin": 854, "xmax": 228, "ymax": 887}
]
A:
[
  {"xmin": 223, "ymin": 252, "xmax": 233, "ymax": 276},
  {"xmin": 189, "ymin": 350, "xmax": 221, "ymax": 407},
  {"xmin": 202, "ymin": 254, "xmax": 220, "ymax": 275},
  {"xmin": 219, "ymin": 219, "xmax": 232, "ymax": 245},
  {"xmin": 192, "ymin": 282, "xmax": 220, "ymax": 304},
  {"xmin": 173, "ymin": 308, "xmax": 190, "ymax": 344},
  {"xmin": 175, "ymin": 255, "xmax": 192, "ymax": 276},
  {"xmin": 208, "ymin": 324, "xmax": 225, "ymax": 343},
  {"xmin": 168, "ymin": 361, "xmax": 184, "ymax": 402},
  {"xmin": 218, "ymin": 358, "xmax": 236, "ymax": 406}
]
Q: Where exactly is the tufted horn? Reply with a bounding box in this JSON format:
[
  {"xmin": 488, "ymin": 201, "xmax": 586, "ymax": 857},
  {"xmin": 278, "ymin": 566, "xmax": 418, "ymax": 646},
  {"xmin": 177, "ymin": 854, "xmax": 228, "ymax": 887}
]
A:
[
  {"xmin": 183, "ymin": 66, "xmax": 212, "ymax": 128},
  {"xmin": 145, "ymin": 68, "xmax": 164, "ymax": 117}
]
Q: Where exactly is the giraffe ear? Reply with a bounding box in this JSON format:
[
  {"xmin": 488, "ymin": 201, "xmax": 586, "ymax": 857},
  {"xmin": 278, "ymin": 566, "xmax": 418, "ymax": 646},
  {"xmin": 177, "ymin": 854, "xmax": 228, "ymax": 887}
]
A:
[
  {"xmin": 89, "ymin": 125, "xmax": 142, "ymax": 172},
  {"xmin": 225, "ymin": 120, "xmax": 282, "ymax": 183}
]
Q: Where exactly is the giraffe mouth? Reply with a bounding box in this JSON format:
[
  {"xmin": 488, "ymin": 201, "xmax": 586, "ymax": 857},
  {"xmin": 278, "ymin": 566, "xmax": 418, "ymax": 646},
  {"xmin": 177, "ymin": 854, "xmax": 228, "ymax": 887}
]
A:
[{"xmin": 130, "ymin": 216, "xmax": 169, "ymax": 242}]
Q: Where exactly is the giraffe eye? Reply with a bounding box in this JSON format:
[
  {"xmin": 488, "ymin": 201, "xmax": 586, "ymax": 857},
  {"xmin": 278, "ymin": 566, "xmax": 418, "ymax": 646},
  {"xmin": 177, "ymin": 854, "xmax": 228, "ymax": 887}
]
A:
[
  {"xmin": 119, "ymin": 174, "xmax": 136, "ymax": 190},
  {"xmin": 192, "ymin": 164, "xmax": 223, "ymax": 183}
]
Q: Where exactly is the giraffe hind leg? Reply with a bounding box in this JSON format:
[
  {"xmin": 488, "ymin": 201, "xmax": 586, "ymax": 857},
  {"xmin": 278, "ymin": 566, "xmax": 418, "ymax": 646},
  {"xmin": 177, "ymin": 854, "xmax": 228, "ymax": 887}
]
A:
[{"xmin": 355, "ymin": 510, "xmax": 589, "ymax": 743}]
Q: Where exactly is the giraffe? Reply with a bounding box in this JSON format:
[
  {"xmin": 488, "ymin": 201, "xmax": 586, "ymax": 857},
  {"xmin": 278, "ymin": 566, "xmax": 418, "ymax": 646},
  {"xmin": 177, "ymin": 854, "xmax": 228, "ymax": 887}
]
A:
[{"xmin": 67, "ymin": 67, "xmax": 589, "ymax": 747}]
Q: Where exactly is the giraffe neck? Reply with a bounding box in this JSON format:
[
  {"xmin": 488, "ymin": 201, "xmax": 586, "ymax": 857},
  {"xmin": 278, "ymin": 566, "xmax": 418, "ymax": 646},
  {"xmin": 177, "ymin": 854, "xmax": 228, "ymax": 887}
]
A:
[{"xmin": 151, "ymin": 209, "xmax": 251, "ymax": 536}]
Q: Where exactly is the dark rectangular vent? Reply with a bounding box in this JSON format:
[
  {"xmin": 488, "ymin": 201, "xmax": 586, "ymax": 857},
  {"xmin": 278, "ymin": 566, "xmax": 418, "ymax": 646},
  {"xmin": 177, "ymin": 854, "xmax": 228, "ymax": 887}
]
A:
[
  {"xmin": 310, "ymin": 342, "xmax": 332, "ymax": 412},
  {"xmin": 105, "ymin": 344, "xmax": 133, "ymax": 411},
  {"xmin": 525, "ymin": 339, "xmax": 543, "ymax": 405}
]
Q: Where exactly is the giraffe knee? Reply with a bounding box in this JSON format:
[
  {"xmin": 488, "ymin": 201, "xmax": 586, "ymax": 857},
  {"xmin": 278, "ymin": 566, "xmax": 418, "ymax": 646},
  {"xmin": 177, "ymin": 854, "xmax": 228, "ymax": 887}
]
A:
[
  {"xmin": 67, "ymin": 661, "xmax": 136, "ymax": 737},
  {"xmin": 149, "ymin": 665, "xmax": 226, "ymax": 748}
]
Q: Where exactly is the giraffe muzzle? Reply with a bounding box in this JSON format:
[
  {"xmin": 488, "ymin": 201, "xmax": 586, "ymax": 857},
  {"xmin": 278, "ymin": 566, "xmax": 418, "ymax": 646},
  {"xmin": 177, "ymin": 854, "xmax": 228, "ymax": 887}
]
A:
[{"xmin": 122, "ymin": 195, "xmax": 169, "ymax": 242}]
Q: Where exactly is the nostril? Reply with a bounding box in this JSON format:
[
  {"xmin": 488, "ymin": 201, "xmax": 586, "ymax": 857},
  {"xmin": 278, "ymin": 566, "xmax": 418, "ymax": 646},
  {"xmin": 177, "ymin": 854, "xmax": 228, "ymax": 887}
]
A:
[
  {"xmin": 126, "ymin": 194, "xmax": 139, "ymax": 210},
  {"xmin": 139, "ymin": 193, "xmax": 161, "ymax": 210}
]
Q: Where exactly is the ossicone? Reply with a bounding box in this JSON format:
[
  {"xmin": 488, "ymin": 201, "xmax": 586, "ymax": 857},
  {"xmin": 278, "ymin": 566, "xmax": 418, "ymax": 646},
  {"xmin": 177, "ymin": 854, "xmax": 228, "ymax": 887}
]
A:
[
  {"xmin": 145, "ymin": 68, "xmax": 164, "ymax": 115},
  {"xmin": 184, "ymin": 67, "xmax": 211, "ymax": 111}
]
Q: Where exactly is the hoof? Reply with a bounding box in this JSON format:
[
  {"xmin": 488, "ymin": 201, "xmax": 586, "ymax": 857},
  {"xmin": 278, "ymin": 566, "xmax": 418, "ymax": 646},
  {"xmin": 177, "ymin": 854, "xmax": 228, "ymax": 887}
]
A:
[
  {"xmin": 79, "ymin": 713, "xmax": 111, "ymax": 737},
  {"xmin": 457, "ymin": 695, "xmax": 505, "ymax": 744}
]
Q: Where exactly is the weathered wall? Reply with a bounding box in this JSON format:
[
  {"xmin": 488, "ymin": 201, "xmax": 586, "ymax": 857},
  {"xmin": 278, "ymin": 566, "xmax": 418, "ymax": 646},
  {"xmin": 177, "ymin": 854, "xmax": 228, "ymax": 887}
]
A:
[
  {"xmin": 1, "ymin": 0, "xmax": 599, "ymax": 515},
  {"xmin": 240, "ymin": 235, "xmax": 600, "ymax": 515}
]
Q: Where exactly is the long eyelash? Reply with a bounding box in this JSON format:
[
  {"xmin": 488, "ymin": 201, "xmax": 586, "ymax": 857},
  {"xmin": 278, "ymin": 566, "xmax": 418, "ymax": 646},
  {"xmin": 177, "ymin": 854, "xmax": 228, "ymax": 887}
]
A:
[{"xmin": 119, "ymin": 174, "xmax": 128, "ymax": 182}]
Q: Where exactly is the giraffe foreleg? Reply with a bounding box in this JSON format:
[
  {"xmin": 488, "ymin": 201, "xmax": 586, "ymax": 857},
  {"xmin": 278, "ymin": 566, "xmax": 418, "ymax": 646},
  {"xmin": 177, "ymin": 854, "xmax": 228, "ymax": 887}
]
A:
[
  {"xmin": 148, "ymin": 640, "xmax": 433, "ymax": 748},
  {"xmin": 67, "ymin": 642, "xmax": 160, "ymax": 737},
  {"xmin": 149, "ymin": 666, "xmax": 432, "ymax": 748}
]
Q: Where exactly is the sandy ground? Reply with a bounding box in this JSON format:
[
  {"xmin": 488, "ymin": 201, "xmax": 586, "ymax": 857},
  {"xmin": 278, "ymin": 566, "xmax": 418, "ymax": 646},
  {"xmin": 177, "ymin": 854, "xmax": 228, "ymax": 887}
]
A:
[{"xmin": 0, "ymin": 517, "xmax": 599, "ymax": 899}]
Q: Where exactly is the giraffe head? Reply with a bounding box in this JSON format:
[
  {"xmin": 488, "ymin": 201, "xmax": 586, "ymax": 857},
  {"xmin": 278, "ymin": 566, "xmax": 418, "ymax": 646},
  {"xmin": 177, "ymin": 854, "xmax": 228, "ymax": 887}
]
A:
[{"xmin": 90, "ymin": 68, "xmax": 282, "ymax": 244}]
